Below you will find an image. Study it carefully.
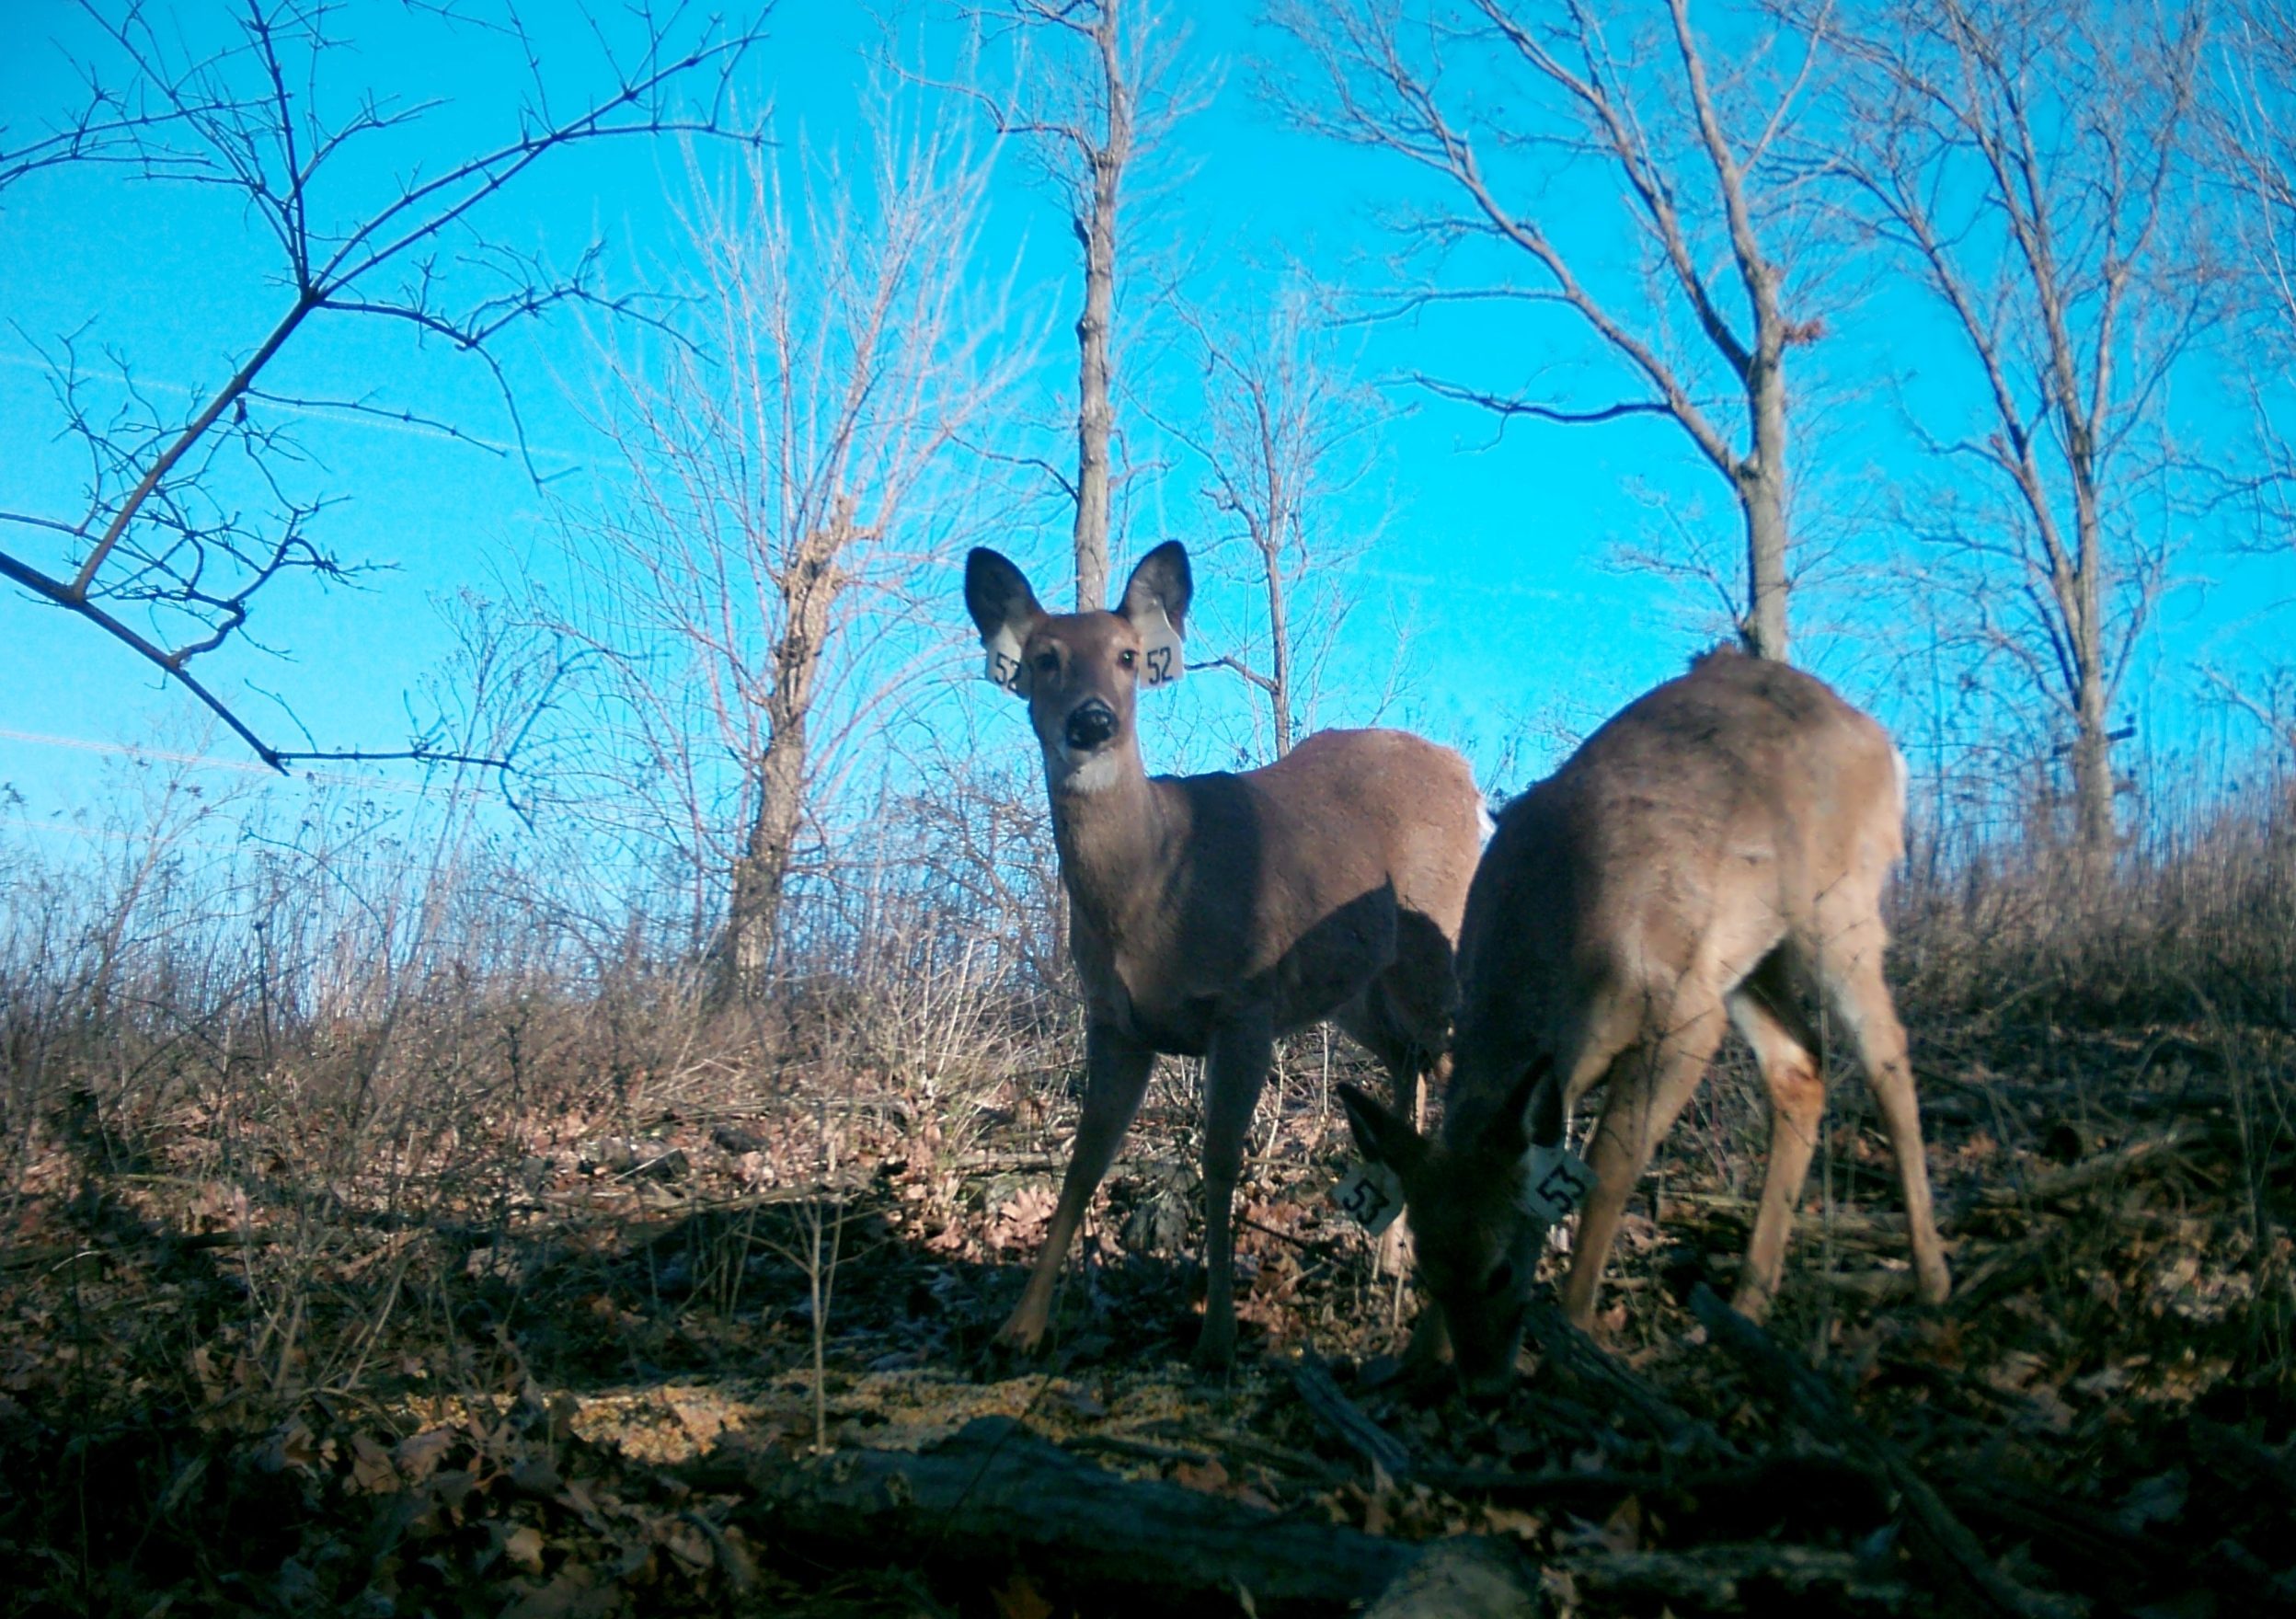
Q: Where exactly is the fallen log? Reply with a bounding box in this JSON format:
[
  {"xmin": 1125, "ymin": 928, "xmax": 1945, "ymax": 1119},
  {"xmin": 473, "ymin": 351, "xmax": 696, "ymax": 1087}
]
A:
[
  {"xmin": 1361, "ymin": 1537, "xmax": 1544, "ymax": 1619},
  {"xmin": 1556, "ymin": 1542, "xmax": 1908, "ymax": 1607},
  {"xmin": 687, "ymin": 1415, "xmax": 1415, "ymax": 1607},
  {"xmin": 1416, "ymin": 1451, "xmax": 1886, "ymax": 1530},
  {"xmin": 1519, "ymin": 1300, "xmax": 1736, "ymax": 1460},
  {"xmin": 1292, "ymin": 1348, "xmax": 1414, "ymax": 1481},
  {"xmin": 1688, "ymin": 1284, "xmax": 2078, "ymax": 1619},
  {"xmin": 2189, "ymin": 1416, "xmax": 2296, "ymax": 1506}
]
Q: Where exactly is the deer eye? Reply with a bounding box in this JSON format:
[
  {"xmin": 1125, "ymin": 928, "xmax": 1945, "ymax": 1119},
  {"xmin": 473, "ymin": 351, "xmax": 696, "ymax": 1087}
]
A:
[
  {"xmin": 1034, "ymin": 650, "xmax": 1059, "ymax": 675},
  {"xmin": 1480, "ymin": 1260, "xmax": 1515, "ymax": 1299},
  {"xmin": 1118, "ymin": 649, "xmax": 1137, "ymax": 670}
]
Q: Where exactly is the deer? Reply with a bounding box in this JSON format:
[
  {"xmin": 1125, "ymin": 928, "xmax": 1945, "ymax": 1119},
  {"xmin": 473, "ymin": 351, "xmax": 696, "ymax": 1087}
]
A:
[
  {"xmin": 964, "ymin": 540, "xmax": 1487, "ymax": 1370},
  {"xmin": 1338, "ymin": 649, "xmax": 1952, "ymax": 1397}
]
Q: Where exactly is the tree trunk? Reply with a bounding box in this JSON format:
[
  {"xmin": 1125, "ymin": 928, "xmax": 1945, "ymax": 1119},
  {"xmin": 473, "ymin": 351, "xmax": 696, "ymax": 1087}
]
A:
[
  {"xmin": 2066, "ymin": 474, "xmax": 2114, "ymax": 867},
  {"xmin": 2069, "ymin": 626, "xmax": 2114, "ymax": 867},
  {"xmin": 717, "ymin": 536, "xmax": 843, "ymax": 1002},
  {"xmin": 723, "ymin": 719, "xmax": 809, "ymax": 995},
  {"xmin": 1738, "ymin": 347, "xmax": 1791, "ymax": 663},
  {"xmin": 1072, "ymin": 151, "xmax": 1119, "ymax": 613},
  {"xmin": 1263, "ymin": 526, "xmax": 1293, "ymax": 757},
  {"xmin": 1069, "ymin": 0, "xmax": 1130, "ymax": 614}
]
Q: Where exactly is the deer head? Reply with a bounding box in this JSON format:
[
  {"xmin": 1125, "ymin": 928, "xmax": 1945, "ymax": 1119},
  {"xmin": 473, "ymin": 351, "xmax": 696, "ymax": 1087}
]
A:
[
  {"xmin": 964, "ymin": 541, "xmax": 1191, "ymax": 795},
  {"xmin": 1337, "ymin": 1057, "xmax": 1562, "ymax": 1399}
]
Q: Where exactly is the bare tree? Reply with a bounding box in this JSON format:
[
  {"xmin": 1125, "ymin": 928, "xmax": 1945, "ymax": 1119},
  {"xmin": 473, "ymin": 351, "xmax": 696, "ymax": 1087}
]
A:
[
  {"xmin": 1269, "ymin": 0, "xmax": 1837, "ymax": 660},
  {"xmin": 1167, "ymin": 288, "xmax": 1382, "ymax": 757},
  {"xmin": 2211, "ymin": 0, "xmax": 2296, "ymax": 530},
  {"xmin": 555, "ymin": 113, "xmax": 1012, "ymax": 997},
  {"xmin": 1829, "ymin": 0, "xmax": 2213, "ymax": 860},
  {"xmin": 0, "ymin": 2, "xmax": 762, "ymax": 770},
  {"xmin": 947, "ymin": 0, "xmax": 1197, "ymax": 611}
]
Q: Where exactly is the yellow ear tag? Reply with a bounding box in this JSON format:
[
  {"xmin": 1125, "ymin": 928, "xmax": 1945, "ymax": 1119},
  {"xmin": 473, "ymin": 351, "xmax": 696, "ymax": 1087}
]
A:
[
  {"xmin": 982, "ymin": 625, "xmax": 1027, "ymax": 696},
  {"xmin": 1138, "ymin": 606, "xmax": 1184, "ymax": 689}
]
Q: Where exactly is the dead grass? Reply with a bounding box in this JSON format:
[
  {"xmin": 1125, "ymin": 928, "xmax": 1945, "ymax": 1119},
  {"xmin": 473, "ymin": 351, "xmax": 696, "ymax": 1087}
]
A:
[{"xmin": 1, "ymin": 784, "xmax": 2291, "ymax": 1616}]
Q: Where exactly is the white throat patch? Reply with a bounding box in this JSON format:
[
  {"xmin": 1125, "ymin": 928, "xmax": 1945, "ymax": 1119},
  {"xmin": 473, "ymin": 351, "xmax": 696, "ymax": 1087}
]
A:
[{"xmin": 1050, "ymin": 746, "xmax": 1123, "ymax": 796}]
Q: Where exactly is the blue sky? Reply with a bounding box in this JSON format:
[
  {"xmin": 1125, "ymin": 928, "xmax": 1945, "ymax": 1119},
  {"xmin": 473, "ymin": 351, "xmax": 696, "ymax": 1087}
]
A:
[{"xmin": 4, "ymin": 0, "xmax": 2290, "ymax": 863}]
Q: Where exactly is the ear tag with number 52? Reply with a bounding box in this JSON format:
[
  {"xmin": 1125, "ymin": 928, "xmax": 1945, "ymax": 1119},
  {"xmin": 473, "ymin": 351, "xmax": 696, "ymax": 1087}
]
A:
[
  {"xmin": 1333, "ymin": 1161, "xmax": 1404, "ymax": 1239},
  {"xmin": 1137, "ymin": 606, "xmax": 1184, "ymax": 689},
  {"xmin": 982, "ymin": 625, "xmax": 1028, "ymax": 696},
  {"xmin": 1518, "ymin": 1142, "xmax": 1595, "ymax": 1225}
]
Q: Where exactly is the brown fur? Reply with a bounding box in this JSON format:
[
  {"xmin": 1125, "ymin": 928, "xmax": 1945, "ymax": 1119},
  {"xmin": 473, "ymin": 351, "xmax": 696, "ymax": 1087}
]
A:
[
  {"xmin": 1343, "ymin": 649, "xmax": 1950, "ymax": 1395},
  {"xmin": 967, "ymin": 543, "xmax": 1485, "ymax": 1368}
]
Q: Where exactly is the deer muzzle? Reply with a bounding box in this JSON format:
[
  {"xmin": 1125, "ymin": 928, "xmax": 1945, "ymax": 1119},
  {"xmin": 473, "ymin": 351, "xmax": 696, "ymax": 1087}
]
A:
[{"xmin": 1063, "ymin": 698, "xmax": 1119, "ymax": 752}]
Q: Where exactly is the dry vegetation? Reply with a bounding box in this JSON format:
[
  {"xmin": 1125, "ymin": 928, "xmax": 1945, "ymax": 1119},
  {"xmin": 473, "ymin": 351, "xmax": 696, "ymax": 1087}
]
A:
[{"xmin": 2, "ymin": 762, "xmax": 2291, "ymax": 1618}]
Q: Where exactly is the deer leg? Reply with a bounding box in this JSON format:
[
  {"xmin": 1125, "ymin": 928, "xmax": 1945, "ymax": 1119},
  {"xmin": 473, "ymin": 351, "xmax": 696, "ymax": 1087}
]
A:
[
  {"xmin": 996, "ymin": 1022, "xmax": 1156, "ymax": 1352},
  {"xmin": 1820, "ymin": 949, "xmax": 1952, "ymax": 1305},
  {"xmin": 1725, "ymin": 959, "xmax": 1827, "ymax": 1322},
  {"xmin": 1564, "ymin": 1000, "xmax": 1728, "ymax": 1330},
  {"xmin": 1193, "ymin": 1012, "xmax": 1275, "ymax": 1372}
]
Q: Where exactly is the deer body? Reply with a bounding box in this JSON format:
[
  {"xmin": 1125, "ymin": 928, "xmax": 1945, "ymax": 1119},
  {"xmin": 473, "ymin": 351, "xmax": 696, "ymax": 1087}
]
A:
[
  {"xmin": 967, "ymin": 543, "xmax": 1483, "ymax": 1369},
  {"xmin": 1343, "ymin": 650, "xmax": 1951, "ymax": 1395}
]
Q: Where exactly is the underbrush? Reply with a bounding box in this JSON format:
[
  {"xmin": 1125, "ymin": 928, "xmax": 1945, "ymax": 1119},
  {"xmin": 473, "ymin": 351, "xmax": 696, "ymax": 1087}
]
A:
[{"xmin": 2, "ymin": 801, "xmax": 2292, "ymax": 1616}]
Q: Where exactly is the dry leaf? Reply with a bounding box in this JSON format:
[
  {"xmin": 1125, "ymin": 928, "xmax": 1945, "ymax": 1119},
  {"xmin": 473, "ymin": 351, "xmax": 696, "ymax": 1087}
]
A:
[
  {"xmin": 503, "ymin": 1522, "xmax": 546, "ymax": 1576},
  {"xmin": 349, "ymin": 1433, "xmax": 399, "ymax": 1495},
  {"xmin": 1599, "ymin": 1495, "xmax": 1644, "ymax": 1554},
  {"xmin": 993, "ymin": 1570, "xmax": 1055, "ymax": 1619},
  {"xmin": 393, "ymin": 1428, "xmax": 453, "ymax": 1484},
  {"xmin": 1174, "ymin": 1459, "xmax": 1230, "ymax": 1495},
  {"xmin": 1483, "ymin": 1504, "xmax": 1544, "ymax": 1541}
]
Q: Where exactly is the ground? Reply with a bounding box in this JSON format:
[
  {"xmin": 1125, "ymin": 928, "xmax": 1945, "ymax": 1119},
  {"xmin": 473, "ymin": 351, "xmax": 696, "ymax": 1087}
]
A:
[{"xmin": 1, "ymin": 994, "xmax": 2290, "ymax": 1617}]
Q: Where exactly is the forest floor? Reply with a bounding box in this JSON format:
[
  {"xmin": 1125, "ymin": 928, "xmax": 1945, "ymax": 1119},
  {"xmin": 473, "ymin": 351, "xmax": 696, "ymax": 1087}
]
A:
[{"xmin": 3, "ymin": 1004, "xmax": 2291, "ymax": 1617}]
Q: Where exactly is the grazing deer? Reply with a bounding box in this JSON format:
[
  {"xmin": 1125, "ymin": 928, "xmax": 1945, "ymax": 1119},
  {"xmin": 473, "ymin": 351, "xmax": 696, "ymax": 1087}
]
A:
[
  {"xmin": 965, "ymin": 540, "xmax": 1485, "ymax": 1369},
  {"xmin": 1340, "ymin": 649, "xmax": 1952, "ymax": 1395}
]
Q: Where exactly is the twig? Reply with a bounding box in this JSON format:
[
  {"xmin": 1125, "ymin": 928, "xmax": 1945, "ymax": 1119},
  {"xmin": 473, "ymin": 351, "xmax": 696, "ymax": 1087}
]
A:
[
  {"xmin": 1689, "ymin": 1283, "xmax": 2080, "ymax": 1619},
  {"xmin": 1988, "ymin": 1119, "xmax": 2215, "ymax": 1206}
]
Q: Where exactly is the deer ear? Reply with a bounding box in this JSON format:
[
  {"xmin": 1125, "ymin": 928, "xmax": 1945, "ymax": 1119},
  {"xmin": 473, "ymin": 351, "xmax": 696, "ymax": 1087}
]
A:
[
  {"xmin": 1492, "ymin": 1054, "xmax": 1560, "ymax": 1159},
  {"xmin": 1337, "ymin": 1083, "xmax": 1427, "ymax": 1177},
  {"xmin": 1119, "ymin": 541, "xmax": 1190, "ymax": 692},
  {"xmin": 965, "ymin": 547, "xmax": 1044, "ymax": 698}
]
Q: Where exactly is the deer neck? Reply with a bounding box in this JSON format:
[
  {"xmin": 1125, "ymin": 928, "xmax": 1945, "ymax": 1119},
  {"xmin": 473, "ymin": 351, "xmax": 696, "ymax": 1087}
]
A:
[{"xmin": 1045, "ymin": 740, "xmax": 1175, "ymax": 941}]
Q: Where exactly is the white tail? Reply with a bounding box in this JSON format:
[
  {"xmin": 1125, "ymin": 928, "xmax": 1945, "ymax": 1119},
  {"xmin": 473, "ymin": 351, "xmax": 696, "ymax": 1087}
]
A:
[
  {"xmin": 966, "ymin": 541, "xmax": 1486, "ymax": 1369},
  {"xmin": 1341, "ymin": 649, "xmax": 1950, "ymax": 1395}
]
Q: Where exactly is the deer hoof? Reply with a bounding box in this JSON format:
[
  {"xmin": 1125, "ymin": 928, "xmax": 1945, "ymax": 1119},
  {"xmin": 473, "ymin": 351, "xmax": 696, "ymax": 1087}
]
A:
[{"xmin": 993, "ymin": 1312, "xmax": 1048, "ymax": 1356}]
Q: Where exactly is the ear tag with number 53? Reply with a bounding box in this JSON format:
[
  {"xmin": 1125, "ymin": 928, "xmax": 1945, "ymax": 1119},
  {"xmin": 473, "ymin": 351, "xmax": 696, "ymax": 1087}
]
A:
[
  {"xmin": 1518, "ymin": 1142, "xmax": 1596, "ymax": 1225},
  {"xmin": 1333, "ymin": 1161, "xmax": 1404, "ymax": 1239}
]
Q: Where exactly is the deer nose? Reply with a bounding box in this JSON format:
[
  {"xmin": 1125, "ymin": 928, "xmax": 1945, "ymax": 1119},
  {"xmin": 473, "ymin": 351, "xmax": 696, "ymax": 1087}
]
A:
[{"xmin": 1064, "ymin": 700, "xmax": 1118, "ymax": 752}]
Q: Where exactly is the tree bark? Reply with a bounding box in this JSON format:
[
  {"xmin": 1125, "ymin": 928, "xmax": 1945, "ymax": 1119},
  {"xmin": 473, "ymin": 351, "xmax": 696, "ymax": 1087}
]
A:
[
  {"xmin": 1261, "ymin": 519, "xmax": 1295, "ymax": 755},
  {"xmin": 1738, "ymin": 339, "xmax": 1792, "ymax": 662},
  {"xmin": 1070, "ymin": 2, "xmax": 1130, "ymax": 614},
  {"xmin": 1739, "ymin": 459, "xmax": 1791, "ymax": 664},
  {"xmin": 690, "ymin": 1415, "xmax": 1418, "ymax": 1602},
  {"xmin": 718, "ymin": 532, "xmax": 844, "ymax": 999},
  {"xmin": 2067, "ymin": 477, "xmax": 2115, "ymax": 863}
]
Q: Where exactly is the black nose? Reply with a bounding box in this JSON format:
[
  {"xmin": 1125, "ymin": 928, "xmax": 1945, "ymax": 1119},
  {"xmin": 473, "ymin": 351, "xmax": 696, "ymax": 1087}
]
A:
[{"xmin": 1064, "ymin": 700, "xmax": 1118, "ymax": 751}]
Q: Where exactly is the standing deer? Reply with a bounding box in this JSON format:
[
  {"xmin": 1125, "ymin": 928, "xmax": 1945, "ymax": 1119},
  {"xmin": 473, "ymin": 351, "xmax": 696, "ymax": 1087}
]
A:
[
  {"xmin": 966, "ymin": 540, "xmax": 1485, "ymax": 1369},
  {"xmin": 1340, "ymin": 649, "xmax": 1952, "ymax": 1395}
]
